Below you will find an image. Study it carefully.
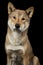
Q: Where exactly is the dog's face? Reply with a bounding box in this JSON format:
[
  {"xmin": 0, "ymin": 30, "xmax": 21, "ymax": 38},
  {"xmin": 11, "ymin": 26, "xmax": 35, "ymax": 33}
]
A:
[{"xmin": 8, "ymin": 2, "xmax": 34, "ymax": 32}]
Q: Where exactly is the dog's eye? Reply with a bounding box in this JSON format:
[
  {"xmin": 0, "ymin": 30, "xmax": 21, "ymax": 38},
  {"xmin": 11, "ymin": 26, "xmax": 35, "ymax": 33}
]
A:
[
  {"xmin": 22, "ymin": 18, "xmax": 25, "ymax": 20},
  {"xmin": 13, "ymin": 16, "xmax": 16, "ymax": 19}
]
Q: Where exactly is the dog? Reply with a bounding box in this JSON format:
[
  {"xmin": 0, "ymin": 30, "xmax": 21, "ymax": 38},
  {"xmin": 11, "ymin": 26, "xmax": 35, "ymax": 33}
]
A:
[{"xmin": 5, "ymin": 2, "xmax": 40, "ymax": 65}]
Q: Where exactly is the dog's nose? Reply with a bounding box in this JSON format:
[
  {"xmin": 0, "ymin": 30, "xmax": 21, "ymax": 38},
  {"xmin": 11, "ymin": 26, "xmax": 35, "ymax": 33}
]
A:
[{"xmin": 15, "ymin": 24, "xmax": 20, "ymax": 29}]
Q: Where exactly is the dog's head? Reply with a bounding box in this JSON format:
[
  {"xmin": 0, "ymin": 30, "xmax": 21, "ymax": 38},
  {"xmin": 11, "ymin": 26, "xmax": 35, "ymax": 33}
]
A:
[{"xmin": 8, "ymin": 2, "xmax": 34, "ymax": 32}]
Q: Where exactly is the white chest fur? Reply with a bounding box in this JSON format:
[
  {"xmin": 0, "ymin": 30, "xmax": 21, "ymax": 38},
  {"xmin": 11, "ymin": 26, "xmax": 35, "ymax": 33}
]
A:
[
  {"xmin": 6, "ymin": 31, "xmax": 27, "ymax": 54},
  {"xmin": 8, "ymin": 31, "xmax": 22, "ymax": 46}
]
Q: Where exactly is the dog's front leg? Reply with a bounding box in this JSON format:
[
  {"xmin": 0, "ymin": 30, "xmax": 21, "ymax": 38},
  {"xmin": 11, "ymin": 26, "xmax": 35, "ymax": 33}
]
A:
[
  {"xmin": 7, "ymin": 52, "xmax": 17, "ymax": 65},
  {"xmin": 23, "ymin": 55, "xmax": 30, "ymax": 65}
]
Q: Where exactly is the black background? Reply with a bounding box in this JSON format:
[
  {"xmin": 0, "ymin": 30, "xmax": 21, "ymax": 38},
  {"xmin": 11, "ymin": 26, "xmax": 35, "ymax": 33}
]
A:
[{"xmin": 0, "ymin": 0, "xmax": 43, "ymax": 65}]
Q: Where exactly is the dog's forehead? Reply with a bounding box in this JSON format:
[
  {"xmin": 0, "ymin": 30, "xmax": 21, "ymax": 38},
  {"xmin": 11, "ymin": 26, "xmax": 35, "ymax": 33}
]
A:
[
  {"xmin": 11, "ymin": 9, "xmax": 26, "ymax": 15},
  {"xmin": 15, "ymin": 9, "xmax": 25, "ymax": 13}
]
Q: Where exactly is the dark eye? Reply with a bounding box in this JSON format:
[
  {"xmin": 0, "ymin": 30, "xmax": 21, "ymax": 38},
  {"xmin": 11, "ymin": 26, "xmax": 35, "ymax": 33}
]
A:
[
  {"xmin": 13, "ymin": 16, "xmax": 16, "ymax": 19},
  {"xmin": 22, "ymin": 18, "xmax": 25, "ymax": 20}
]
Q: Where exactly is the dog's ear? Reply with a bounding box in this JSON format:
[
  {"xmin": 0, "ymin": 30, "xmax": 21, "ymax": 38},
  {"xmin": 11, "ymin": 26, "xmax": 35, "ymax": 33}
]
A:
[
  {"xmin": 8, "ymin": 2, "xmax": 16, "ymax": 14},
  {"xmin": 26, "ymin": 7, "xmax": 34, "ymax": 18}
]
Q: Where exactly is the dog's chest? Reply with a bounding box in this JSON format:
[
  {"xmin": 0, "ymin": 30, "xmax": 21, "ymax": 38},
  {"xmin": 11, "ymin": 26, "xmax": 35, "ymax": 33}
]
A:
[{"xmin": 8, "ymin": 31, "xmax": 22, "ymax": 45}]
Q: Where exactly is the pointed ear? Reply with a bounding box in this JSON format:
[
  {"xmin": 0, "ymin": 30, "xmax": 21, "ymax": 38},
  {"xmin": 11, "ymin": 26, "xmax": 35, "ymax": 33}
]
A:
[
  {"xmin": 26, "ymin": 7, "xmax": 34, "ymax": 18},
  {"xmin": 8, "ymin": 2, "xmax": 16, "ymax": 14}
]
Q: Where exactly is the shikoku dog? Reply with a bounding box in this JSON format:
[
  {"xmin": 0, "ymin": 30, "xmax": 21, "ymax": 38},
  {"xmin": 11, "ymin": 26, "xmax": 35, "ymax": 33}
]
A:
[{"xmin": 5, "ymin": 2, "xmax": 40, "ymax": 65}]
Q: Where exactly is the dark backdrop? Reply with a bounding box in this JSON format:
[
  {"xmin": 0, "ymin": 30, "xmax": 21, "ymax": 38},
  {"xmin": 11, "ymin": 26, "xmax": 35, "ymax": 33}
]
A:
[{"xmin": 0, "ymin": 0, "xmax": 43, "ymax": 65}]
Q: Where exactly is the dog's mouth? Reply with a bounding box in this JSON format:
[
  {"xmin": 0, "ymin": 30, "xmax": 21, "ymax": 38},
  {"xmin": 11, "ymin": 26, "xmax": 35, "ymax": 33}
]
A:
[{"xmin": 14, "ymin": 28, "xmax": 21, "ymax": 33}]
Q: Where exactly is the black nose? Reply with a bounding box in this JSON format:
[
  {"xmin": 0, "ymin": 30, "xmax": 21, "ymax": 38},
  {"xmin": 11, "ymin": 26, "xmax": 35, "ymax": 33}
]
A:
[{"xmin": 15, "ymin": 24, "xmax": 20, "ymax": 29}]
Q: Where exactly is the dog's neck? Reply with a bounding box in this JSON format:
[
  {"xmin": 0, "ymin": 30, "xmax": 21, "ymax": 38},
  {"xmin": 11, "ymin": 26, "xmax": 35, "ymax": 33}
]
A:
[{"xmin": 7, "ymin": 27, "xmax": 28, "ymax": 46}]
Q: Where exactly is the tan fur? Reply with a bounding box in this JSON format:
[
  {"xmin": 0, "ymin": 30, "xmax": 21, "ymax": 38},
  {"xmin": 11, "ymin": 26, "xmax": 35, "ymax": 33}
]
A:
[{"xmin": 5, "ymin": 2, "xmax": 41, "ymax": 65}]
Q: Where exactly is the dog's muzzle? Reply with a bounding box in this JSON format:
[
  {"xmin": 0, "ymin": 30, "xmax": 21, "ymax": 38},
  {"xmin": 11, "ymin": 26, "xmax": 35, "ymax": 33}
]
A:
[{"xmin": 14, "ymin": 24, "xmax": 21, "ymax": 32}]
